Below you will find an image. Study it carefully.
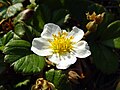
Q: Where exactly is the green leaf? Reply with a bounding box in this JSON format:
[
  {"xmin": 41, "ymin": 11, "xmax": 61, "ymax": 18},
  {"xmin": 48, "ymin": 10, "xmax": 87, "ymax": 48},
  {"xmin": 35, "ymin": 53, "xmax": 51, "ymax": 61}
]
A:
[
  {"xmin": 11, "ymin": 0, "xmax": 25, "ymax": 4},
  {"xmin": 3, "ymin": 39, "xmax": 45, "ymax": 74},
  {"xmin": 90, "ymin": 43, "xmax": 119, "ymax": 74},
  {"xmin": 4, "ymin": 54, "xmax": 25, "ymax": 63},
  {"xmin": 2, "ymin": 31, "xmax": 14, "ymax": 45},
  {"xmin": 14, "ymin": 9, "xmax": 34, "ymax": 24},
  {"xmin": 46, "ymin": 69, "xmax": 72, "ymax": 90},
  {"xmin": 5, "ymin": 3, "xmax": 23, "ymax": 18},
  {"xmin": 4, "ymin": 46, "xmax": 30, "ymax": 55},
  {"xmin": 4, "ymin": 40, "xmax": 31, "ymax": 63},
  {"xmin": 14, "ymin": 54, "xmax": 45, "ymax": 74},
  {"xmin": 0, "ymin": 46, "xmax": 4, "ymax": 51},
  {"xmin": 33, "ymin": 5, "xmax": 51, "ymax": 30},
  {"xmin": 52, "ymin": 9, "xmax": 68, "ymax": 25},
  {"xmin": 46, "ymin": 69, "xmax": 64, "ymax": 87},
  {"xmin": 4, "ymin": 40, "xmax": 31, "ymax": 55},
  {"xmin": 33, "ymin": 5, "xmax": 45, "ymax": 30},
  {"xmin": 96, "ymin": 12, "xmax": 114, "ymax": 38},
  {"xmin": 101, "ymin": 20, "xmax": 120, "ymax": 40},
  {"xmin": 102, "ymin": 37, "xmax": 120, "ymax": 49},
  {"xmin": 15, "ymin": 79, "xmax": 30, "ymax": 88},
  {"xmin": 14, "ymin": 23, "xmax": 26, "ymax": 38},
  {"xmin": 0, "ymin": 31, "xmax": 14, "ymax": 51},
  {"xmin": 5, "ymin": 39, "xmax": 31, "ymax": 48},
  {"xmin": 14, "ymin": 22, "xmax": 40, "ymax": 41},
  {"xmin": 46, "ymin": 69, "xmax": 55, "ymax": 82}
]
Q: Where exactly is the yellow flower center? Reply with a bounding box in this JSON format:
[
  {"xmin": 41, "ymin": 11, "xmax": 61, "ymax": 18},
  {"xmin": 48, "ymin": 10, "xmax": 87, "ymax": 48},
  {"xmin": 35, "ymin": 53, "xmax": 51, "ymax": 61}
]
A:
[{"xmin": 49, "ymin": 32, "xmax": 75, "ymax": 55}]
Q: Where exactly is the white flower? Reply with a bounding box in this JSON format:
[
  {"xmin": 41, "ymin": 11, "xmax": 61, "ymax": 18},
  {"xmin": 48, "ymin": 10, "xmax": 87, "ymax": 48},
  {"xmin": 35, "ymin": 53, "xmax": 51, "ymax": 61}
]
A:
[{"xmin": 31, "ymin": 23, "xmax": 91, "ymax": 69}]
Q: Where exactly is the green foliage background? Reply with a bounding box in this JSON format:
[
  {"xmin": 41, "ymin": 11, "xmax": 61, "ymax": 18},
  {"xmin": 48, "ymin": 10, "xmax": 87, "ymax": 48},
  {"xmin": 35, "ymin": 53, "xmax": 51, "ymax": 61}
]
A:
[{"xmin": 0, "ymin": 0, "xmax": 120, "ymax": 90}]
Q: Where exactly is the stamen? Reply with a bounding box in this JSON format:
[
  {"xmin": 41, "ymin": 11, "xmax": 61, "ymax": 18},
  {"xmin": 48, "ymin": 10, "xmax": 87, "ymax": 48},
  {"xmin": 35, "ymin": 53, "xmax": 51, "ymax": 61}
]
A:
[
  {"xmin": 58, "ymin": 32, "xmax": 61, "ymax": 36},
  {"xmin": 49, "ymin": 31, "xmax": 75, "ymax": 55},
  {"xmin": 70, "ymin": 36, "xmax": 74, "ymax": 39}
]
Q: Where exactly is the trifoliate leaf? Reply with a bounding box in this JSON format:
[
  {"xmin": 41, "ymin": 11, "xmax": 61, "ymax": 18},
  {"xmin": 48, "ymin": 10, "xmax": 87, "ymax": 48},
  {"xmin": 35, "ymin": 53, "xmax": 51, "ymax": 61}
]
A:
[
  {"xmin": 46, "ymin": 69, "xmax": 72, "ymax": 90},
  {"xmin": 90, "ymin": 43, "xmax": 118, "ymax": 74}
]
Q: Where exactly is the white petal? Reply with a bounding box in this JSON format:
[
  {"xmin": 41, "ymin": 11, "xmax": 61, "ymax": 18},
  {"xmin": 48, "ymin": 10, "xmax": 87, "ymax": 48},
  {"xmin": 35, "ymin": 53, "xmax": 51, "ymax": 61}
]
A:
[
  {"xmin": 48, "ymin": 54, "xmax": 60, "ymax": 64},
  {"xmin": 68, "ymin": 26, "xmax": 84, "ymax": 42},
  {"xmin": 41, "ymin": 23, "xmax": 61, "ymax": 39},
  {"xmin": 56, "ymin": 63, "xmax": 70, "ymax": 69},
  {"xmin": 56, "ymin": 53, "xmax": 77, "ymax": 69},
  {"xmin": 74, "ymin": 41, "xmax": 91, "ymax": 58},
  {"xmin": 62, "ymin": 29, "xmax": 67, "ymax": 33},
  {"xmin": 31, "ymin": 38, "xmax": 53, "ymax": 56}
]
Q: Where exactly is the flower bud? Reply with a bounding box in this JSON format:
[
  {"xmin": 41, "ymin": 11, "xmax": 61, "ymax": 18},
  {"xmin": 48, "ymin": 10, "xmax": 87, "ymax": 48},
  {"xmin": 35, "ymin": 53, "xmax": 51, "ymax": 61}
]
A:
[
  {"xmin": 86, "ymin": 12, "xmax": 105, "ymax": 24},
  {"xmin": 86, "ymin": 12, "xmax": 96, "ymax": 21},
  {"xmin": 86, "ymin": 21, "xmax": 98, "ymax": 32},
  {"xmin": 95, "ymin": 12, "xmax": 105, "ymax": 24}
]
